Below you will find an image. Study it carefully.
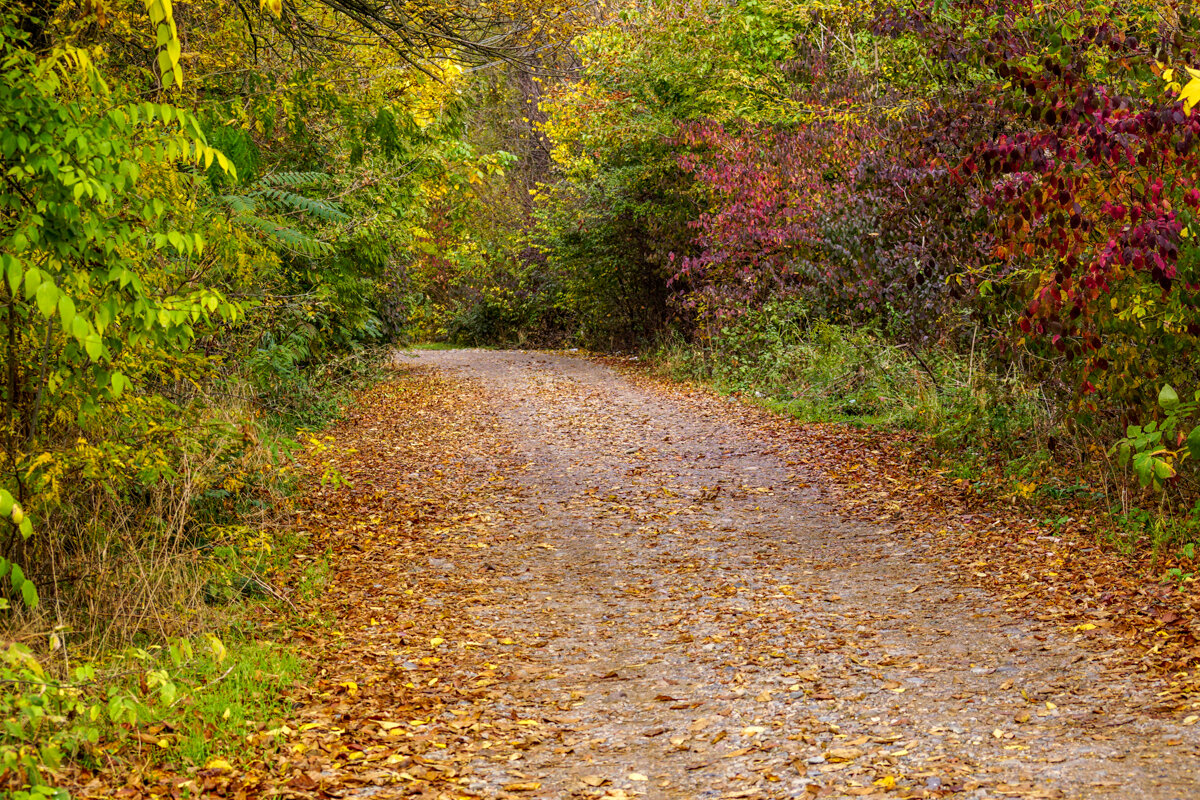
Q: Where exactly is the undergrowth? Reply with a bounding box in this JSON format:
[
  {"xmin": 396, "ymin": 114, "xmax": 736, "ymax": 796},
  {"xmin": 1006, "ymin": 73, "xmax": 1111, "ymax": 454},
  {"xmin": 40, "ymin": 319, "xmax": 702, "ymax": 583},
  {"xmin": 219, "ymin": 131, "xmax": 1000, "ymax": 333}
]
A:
[
  {"xmin": 0, "ymin": 627, "xmax": 306, "ymax": 797},
  {"xmin": 651, "ymin": 300, "xmax": 1050, "ymax": 460},
  {"xmin": 0, "ymin": 350, "xmax": 389, "ymax": 796}
]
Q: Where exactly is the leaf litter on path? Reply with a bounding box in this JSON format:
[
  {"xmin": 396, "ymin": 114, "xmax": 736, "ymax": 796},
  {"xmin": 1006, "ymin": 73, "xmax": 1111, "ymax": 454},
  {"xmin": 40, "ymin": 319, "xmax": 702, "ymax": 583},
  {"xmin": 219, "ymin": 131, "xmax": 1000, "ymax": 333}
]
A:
[{"xmin": 70, "ymin": 350, "xmax": 1200, "ymax": 797}]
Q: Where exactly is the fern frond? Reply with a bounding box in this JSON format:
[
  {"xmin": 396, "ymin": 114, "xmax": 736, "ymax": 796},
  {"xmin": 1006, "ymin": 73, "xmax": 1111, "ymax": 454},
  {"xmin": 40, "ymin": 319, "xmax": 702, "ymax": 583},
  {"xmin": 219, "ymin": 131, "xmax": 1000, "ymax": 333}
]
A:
[
  {"xmin": 219, "ymin": 194, "xmax": 259, "ymax": 214},
  {"xmin": 233, "ymin": 213, "xmax": 333, "ymax": 257},
  {"xmin": 250, "ymin": 188, "xmax": 349, "ymax": 222},
  {"xmin": 256, "ymin": 171, "xmax": 328, "ymax": 188}
]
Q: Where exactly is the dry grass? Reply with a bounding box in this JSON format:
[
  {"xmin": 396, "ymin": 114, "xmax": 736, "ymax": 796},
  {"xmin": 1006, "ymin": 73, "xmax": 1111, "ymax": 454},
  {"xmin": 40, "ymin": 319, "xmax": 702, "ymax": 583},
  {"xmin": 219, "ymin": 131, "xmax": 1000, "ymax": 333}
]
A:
[{"xmin": 3, "ymin": 397, "xmax": 297, "ymax": 672}]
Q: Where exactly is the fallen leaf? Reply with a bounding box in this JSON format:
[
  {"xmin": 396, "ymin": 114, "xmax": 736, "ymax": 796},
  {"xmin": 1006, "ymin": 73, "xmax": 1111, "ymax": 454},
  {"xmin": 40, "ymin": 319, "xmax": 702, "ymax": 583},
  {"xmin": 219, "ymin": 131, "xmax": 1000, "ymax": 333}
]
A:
[
  {"xmin": 825, "ymin": 747, "xmax": 864, "ymax": 762},
  {"xmin": 503, "ymin": 781, "xmax": 542, "ymax": 791}
]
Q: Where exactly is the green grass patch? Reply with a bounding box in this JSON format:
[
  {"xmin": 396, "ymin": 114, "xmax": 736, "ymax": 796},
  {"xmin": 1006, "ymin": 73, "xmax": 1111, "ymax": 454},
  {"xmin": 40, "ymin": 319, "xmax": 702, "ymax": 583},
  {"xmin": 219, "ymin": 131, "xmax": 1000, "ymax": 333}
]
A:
[
  {"xmin": 402, "ymin": 341, "xmax": 467, "ymax": 351},
  {"xmin": 0, "ymin": 621, "xmax": 311, "ymax": 795},
  {"xmin": 173, "ymin": 634, "xmax": 307, "ymax": 766}
]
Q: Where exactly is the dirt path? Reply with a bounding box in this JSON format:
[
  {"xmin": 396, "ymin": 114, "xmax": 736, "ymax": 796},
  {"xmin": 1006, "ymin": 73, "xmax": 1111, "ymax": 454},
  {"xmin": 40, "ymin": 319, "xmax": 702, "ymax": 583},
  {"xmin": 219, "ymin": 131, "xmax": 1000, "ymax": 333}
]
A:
[{"xmin": 294, "ymin": 349, "xmax": 1198, "ymax": 800}]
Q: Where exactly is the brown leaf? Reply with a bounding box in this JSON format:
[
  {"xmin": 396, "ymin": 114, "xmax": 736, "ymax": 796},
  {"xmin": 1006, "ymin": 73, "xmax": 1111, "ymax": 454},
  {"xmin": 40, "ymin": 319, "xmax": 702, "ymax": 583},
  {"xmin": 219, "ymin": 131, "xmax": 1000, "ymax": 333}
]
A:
[{"xmin": 825, "ymin": 747, "xmax": 864, "ymax": 762}]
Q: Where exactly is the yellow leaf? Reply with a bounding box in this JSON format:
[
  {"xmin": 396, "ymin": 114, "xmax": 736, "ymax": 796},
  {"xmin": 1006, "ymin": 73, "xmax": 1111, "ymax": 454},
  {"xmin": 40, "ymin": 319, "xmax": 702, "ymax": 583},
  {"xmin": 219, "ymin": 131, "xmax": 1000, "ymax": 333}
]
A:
[
  {"xmin": 207, "ymin": 634, "xmax": 227, "ymax": 664},
  {"xmin": 627, "ymin": 772, "xmax": 648, "ymax": 781},
  {"xmin": 1074, "ymin": 623, "xmax": 1096, "ymax": 632},
  {"xmin": 430, "ymin": 636, "xmax": 445, "ymax": 646},
  {"xmin": 205, "ymin": 757, "xmax": 233, "ymax": 771},
  {"xmin": 874, "ymin": 776, "xmax": 896, "ymax": 789},
  {"xmin": 1180, "ymin": 78, "xmax": 1200, "ymax": 113}
]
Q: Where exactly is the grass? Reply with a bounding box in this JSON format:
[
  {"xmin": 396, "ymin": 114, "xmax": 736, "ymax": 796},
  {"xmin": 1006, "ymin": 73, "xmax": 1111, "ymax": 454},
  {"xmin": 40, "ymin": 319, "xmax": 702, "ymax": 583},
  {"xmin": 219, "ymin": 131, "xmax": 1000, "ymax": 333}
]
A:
[
  {"xmin": 292, "ymin": 547, "xmax": 332, "ymax": 602},
  {"xmin": 0, "ymin": 611, "xmax": 311, "ymax": 795},
  {"xmin": 401, "ymin": 341, "xmax": 467, "ymax": 351},
  {"xmin": 649, "ymin": 300, "xmax": 1050, "ymax": 463},
  {"xmin": 174, "ymin": 634, "xmax": 307, "ymax": 766}
]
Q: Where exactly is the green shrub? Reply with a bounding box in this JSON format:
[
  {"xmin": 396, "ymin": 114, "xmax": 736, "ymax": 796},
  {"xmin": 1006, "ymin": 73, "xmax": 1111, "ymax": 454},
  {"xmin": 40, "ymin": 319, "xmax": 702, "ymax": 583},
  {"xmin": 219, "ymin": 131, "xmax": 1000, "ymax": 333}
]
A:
[{"xmin": 650, "ymin": 298, "xmax": 1048, "ymax": 462}]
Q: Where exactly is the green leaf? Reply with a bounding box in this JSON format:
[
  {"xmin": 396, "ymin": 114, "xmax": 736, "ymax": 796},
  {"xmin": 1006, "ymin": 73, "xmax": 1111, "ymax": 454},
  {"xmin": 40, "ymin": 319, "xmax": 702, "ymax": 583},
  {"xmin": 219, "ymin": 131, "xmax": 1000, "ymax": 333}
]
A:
[
  {"xmin": 35, "ymin": 281, "xmax": 58, "ymax": 317},
  {"xmin": 1154, "ymin": 460, "xmax": 1175, "ymax": 480},
  {"xmin": 1159, "ymin": 384, "xmax": 1180, "ymax": 411},
  {"xmin": 4, "ymin": 257, "xmax": 21, "ymax": 296},
  {"xmin": 39, "ymin": 744, "xmax": 62, "ymax": 770},
  {"xmin": 84, "ymin": 332, "xmax": 103, "ymax": 361},
  {"xmin": 23, "ymin": 268, "xmax": 41, "ymax": 301},
  {"xmin": 0, "ymin": 491, "xmax": 11, "ymax": 517},
  {"xmin": 1134, "ymin": 454, "xmax": 1153, "ymax": 487},
  {"xmin": 58, "ymin": 294, "xmax": 76, "ymax": 330},
  {"xmin": 1118, "ymin": 442, "xmax": 1131, "ymax": 467},
  {"xmin": 110, "ymin": 372, "xmax": 129, "ymax": 397},
  {"xmin": 1188, "ymin": 426, "xmax": 1200, "ymax": 461},
  {"xmin": 20, "ymin": 580, "xmax": 38, "ymax": 609}
]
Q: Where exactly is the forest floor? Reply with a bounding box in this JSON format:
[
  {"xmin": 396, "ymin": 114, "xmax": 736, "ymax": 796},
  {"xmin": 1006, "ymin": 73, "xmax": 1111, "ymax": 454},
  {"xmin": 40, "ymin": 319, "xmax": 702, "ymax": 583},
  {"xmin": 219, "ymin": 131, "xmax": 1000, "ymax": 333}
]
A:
[{"xmin": 108, "ymin": 349, "xmax": 1200, "ymax": 799}]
